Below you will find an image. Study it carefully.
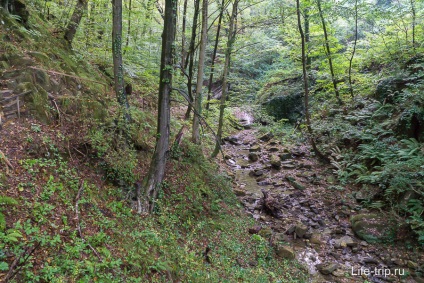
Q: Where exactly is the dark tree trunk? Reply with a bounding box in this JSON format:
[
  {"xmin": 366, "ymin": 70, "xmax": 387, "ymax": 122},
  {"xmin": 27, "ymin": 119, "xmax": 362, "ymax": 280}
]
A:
[
  {"xmin": 205, "ymin": 0, "xmax": 225, "ymax": 111},
  {"xmin": 211, "ymin": 0, "xmax": 238, "ymax": 158},
  {"xmin": 64, "ymin": 0, "xmax": 89, "ymax": 44},
  {"xmin": 112, "ymin": 0, "xmax": 130, "ymax": 120},
  {"xmin": 316, "ymin": 0, "xmax": 342, "ymax": 104},
  {"xmin": 304, "ymin": 7, "xmax": 311, "ymax": 71},
  {"xmin": 139, "ymin": 0, "xmax": 176, "ymax": 214},
  {"xmin": 181, "ymin": 0, "xmax": 188, "ymax": 67}
]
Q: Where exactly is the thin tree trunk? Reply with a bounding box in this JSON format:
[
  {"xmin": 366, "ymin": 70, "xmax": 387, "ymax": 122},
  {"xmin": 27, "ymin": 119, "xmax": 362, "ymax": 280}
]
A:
[
  {"xmin": 348, "ymin": 0, "xmax": 358, "ymax": 98},
  {"xmin": 297, "ymin": 0, "xmax": 330, "ymax": 163},
  {"xmin": 184, "ymin": 0, "xmax": 201, "ymax": 120},
  {"xmin": 124, "ymin": 0, "xmax": 132, "ymax": 54},
  {"xmin": 181, "ymin": 0, "xmax": 188, "ymax": 67},
  {"xmin": 211, "ymin": 0, "xmax": 238, "ymax": 158},
  {"xmin": 410, "ymin": 0, "xmax": 415, "ymax": 50},
  {"xmin": 192, "ymin": 0, "xmax": 208, "ymax": 144},
  {"xmin": 304, "ymin": 7, "xmax": 311, "ymax": 71},
  {"xmin": 316, "ymin": 0, "xmax": 342, "ymax": 104},
  {"xmin": 139, "ymin": 0, "xmax": 176, "ymax": 214},
  {"xmin": 205, "ymin": 0, "xmax": 224, "ymax": 110},
  {"xmin": 112, "ymin": 0, "xmax": 130, "ymax": 120},
  {"xmin": 64, "ymin": 0, "xmax": 89, "ymax": 44}
]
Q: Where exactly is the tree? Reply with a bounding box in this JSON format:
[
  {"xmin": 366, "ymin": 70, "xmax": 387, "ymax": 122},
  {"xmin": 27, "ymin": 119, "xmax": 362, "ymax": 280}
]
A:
[
  {"xmin": 348, "ymin": 0, "xmax": 358, "ymax": 98},
  {"xmin": 297, "ymin": 0, "xmax": 329, "ymax": 163},
  {"xmin": 192, "ymin": 0, "xmax": 208, "ymax": 144},
  {"xmin": 205, "ymin": 0, "xmax": 225, "ymax": 110},
  {"xmin": 138, "ymin": 0, "xmax": 176, "ymax": 214},
  {"xmin": 112, "ymin": 0, "xmax": 130, "ymax": 122},
  {"xmin": 316, "ymin": 0, "xmax": 342, "ymax": 104},
  {"xmin": 183, "ymin": 0, "xmax": 201, "ymax": 120},
  {"xmin": 64, "ymin": 0, "xmax": 89, "ymax": 44},
  {"xmin": 211, "ymin": 0, "xmax": 239, "ymax": 158}
]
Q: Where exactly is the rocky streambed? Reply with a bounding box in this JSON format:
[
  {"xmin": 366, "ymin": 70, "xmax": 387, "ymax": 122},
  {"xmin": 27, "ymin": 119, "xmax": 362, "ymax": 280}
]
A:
[{"xmin": 222, "ymin": 128, "xmax": 424, "ymax": 283}]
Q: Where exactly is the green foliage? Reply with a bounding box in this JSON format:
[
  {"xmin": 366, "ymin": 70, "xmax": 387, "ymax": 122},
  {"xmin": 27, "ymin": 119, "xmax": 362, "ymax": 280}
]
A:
[{"xmin": 0, "ymin": 196, "xmax": 18, "ymax": 231}]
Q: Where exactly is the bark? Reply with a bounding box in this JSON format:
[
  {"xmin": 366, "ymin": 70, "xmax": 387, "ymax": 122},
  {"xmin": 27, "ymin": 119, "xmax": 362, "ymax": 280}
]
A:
[
  {"xmin": 192, "ymin": 0, "xmax": 208, "ymax": 144},
  {"xmin": 304, "ymin": 7, "xmax": 311, "ymax": 71},
  {"xmin": 139, "ymin": 0, "xmax": 176, "ymax": 214},
  {"xmin": 181, "ymin": 0, "xmax": 188, "ymax": 67},
  {"xmin": 316, "ymin": 0, "xmax": 342, "ymax": 104},
  {"xmin": 112, "ymin": 0, "xmax": 130, "ymax": 121},
  {"xmin": 64, "ymin": 0, "xmax": 89, "ymax": 44},
  {"xmin": 297, "ymin": 0, "xmax": 330, "ymax": 163},
  {"xmin": 211, "ymin": 0, "xmax": 238, "ymax": 158},
  {"xmin": 410, "ymin": 0, "xmax": 415, "ymax": 50},
  {"xmin": 205, "ymin": 0, "xmax": 225, "ymax": 110},
  {"xmin": 184, "ymin": 0, "xmax": 201, "ymax": 120},
  {"xmin": 348, "ymin": 0, "xmax": 358, "ymax": 98},
  {"xmin": 124, "ymin": 0, "xmax": 132, "ymax": 54}
]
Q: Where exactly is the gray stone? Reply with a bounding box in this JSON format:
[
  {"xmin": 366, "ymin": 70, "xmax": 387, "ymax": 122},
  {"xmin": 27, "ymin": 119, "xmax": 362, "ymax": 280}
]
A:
[
  {"xmin": 275, "ymin": 244, "xmax": 295, "ymax": 260},
  {"xmin": 270, "ymin": 155, "xmax": 281, "ymax": 169},
  {"xmin": 295, "ymin": 223, "xmax": 308, "ymax": 238},
  {"xmin": 249, "ymin": 145, "xmax": 261, "ymax": 152},
  {"xmin": 316, "ymin": 263, "xmax": 339, "ymax": 275},
  {"xmin": 334, "ymin": 236, "xmax": 356, "ymax": 248},
  {"xmin": 248, "ymin": 152, "xmax": 259, "ymax": 162}
]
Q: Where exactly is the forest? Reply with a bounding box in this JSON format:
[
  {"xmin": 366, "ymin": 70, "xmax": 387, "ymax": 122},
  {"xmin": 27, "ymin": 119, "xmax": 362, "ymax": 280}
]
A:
[{"xmin": 0, "ymin": 0, "xmax": 423, "ymax": 281}]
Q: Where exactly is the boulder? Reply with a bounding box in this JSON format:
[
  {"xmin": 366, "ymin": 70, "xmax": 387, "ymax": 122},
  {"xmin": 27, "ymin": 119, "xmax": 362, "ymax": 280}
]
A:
[
  {"xmin": 263, "ymin": 92, "xmax": 304, "ymax": 123},
  {"xmin": 270, "ymin": 154, "xmax": 281, "ymax": 169},
  {"xmin": 295, "ymin": 223, "xmax": 308, "ymax": 238},
  {"xmin": 351, "ymin": 213, "xmax": 397, "ymax": 243},
  {"xmin": 275, "ymin": 244, "xmax": 295, "ymax": 260},
  {"xmin": 316, "ymin": 263, "xmax": 339, "ymax": 275},
  {"xmin": 248, "ymin": 153, "xmax": 259, "ymax": 162}
]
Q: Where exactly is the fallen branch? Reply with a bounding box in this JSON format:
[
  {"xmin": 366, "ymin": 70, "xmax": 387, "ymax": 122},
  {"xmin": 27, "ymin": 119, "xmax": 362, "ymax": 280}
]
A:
[
  {"xmin": 0, "ymin": 150, "xmax": 14, "ymax": 174},
  {"xmin": 75, "ymin": 181, "xmax": 103, "ymax": 262},
  {"xmin": 3, "ymin": 242, "xmax": 39, "ymax": 283}
]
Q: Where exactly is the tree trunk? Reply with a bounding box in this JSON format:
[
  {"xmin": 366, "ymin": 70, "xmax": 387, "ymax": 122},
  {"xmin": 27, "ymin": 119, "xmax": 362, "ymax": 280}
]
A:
[
  {"xmin": 410, "ymin": 0, "xmax": 416, "ymax": 50},
  {"xmin": 304, "ymin": 7, "xmax": 311, "ymax": 71},
  {"xmin": 181, "ymin": 0, "xmax": 188, "ymax": 67},
  {"xmin": 112, "ymin": 0, "xmax": 130, "ymax": 121},
  {"xmin": 297, "ymin": 0, "xmax": 329, "ymax": 163},
  {"xmin": 316, "ymin": 0, "xmax": 342, "ymax": 104},
  {"xmin": 211, "ymin": 0, "xmax": 238, "ymax": 158},
  {"xmin": 348, "ymin": 0, "xmax": 358, "ymax": 98},
  {"xmin": 64, "ymin": 0, "xmax": 88, "ymax": 44},
  {"xmin": 124, "ymin": 0, "xmax": 132, "ymax": 54},
  {"xmin": 139, "ymin": 0, "xmax": 176, "ymax": 214},
  {"xmin": 205, "ymin": 0, "xmax": 225, "ymax": 111},
  {"xmin": 184, "ymin": 0, "xmax": 201, "ymax": 120},
  {"xmin": 192, "ymin": 0, "xmax": 208, "ymax": 144}
]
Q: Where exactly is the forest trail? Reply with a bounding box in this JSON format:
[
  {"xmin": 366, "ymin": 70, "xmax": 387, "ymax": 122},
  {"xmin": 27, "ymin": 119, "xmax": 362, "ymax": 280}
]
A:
[{"xmin": 221, "ymin": 112, "xmax": 424, "ymax": 283}]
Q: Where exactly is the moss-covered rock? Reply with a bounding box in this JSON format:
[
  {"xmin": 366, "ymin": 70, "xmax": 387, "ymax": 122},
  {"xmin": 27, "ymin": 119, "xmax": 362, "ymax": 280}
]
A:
[
  {"xmin": 351, "ymin": 213, "xmax": 397, "ymax": 243},
  {"xmin": 263, "ymin": 92, "xmax": 304, "ymax": 123}
]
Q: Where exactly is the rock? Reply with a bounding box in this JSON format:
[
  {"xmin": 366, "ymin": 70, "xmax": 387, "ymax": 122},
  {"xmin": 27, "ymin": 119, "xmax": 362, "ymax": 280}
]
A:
[
  {"xmin": 295, "ymin": 223, "xmax": 308, "ymax": 238},
  {"xmin": 248, "ymin": 226, "xmax": 262, "ymax": 234},
  {"xmin": 263, "ymin": 93, "xmax": 305, "ymax": 123},
  {"xmin": 233, "ymin": 188, "xmax": 246, "ymax": 197},
  {"xmin": 268, "ymin": 147, "xmax": 279, "ymax": 152},
  {"xmin": 310, "ymin": 233, "xmax": 324, "ymax": 245},
  {"xmin": 332, "ymin": 269, "xmax": 345, "ymax": 277},
  {"xmin": 259, "ymin": 132, "xmax": 274, "ymax": 142},
  {"xmin": 275, "ymin": 244, "xmax": 295, "ymax": 260},
  {"xmin": 258, "ymin": 227, "xmax": 272, "ymax": 239},
  {"xmin": 223, "ymin": 136, "xmax": 240, "ymax": 145},
  {"xmin": 334, "ymin": 236, "xmax": 356, "ymax": 248},
  {"xmin": 270, "ymin": 155, "xmax": 281, "ymax": 169},
  {"xmin": 351, "ymin": 213, "xmax": 397, "ymax": 243},
  {"xmin": 286, "ymin": 176, "xmax": 306, "ymax": 190},
  {"xmin": 407, "ymin": 260, "xmax": 419, "ymax": 269},
  {"xmin": 250, "ymin": 169, "xmax": 264, "ymax": 177},
  {"xmin": 282, "ymin": 164, "xmax": 296, "ymax": 169},
  {"xmin": 286, "ymin": 225, "xmax": 296, "ymax": 235},
  {"xmin": 249, "ymin": 145, "xmax": 261, "ymax": 152},
  {"xmin": 248, "ymin": 152, "xmax": 259, "ymax": 162},
  {"xmin": 279, "ymin": 152, "xmax": 292, "ymax": 161},
  {"xmin": 316, "ymin": 263, "xmax": 339, "ymax": 275}
]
